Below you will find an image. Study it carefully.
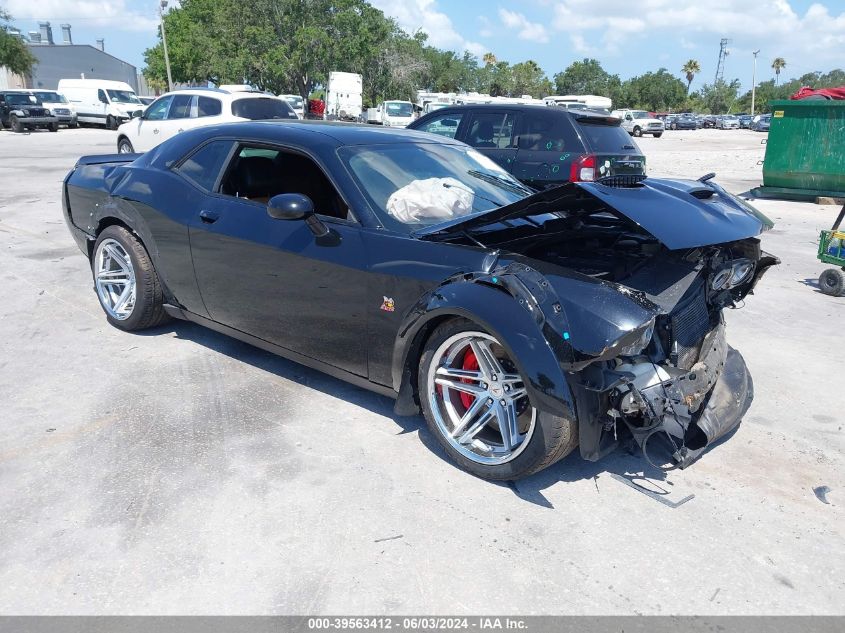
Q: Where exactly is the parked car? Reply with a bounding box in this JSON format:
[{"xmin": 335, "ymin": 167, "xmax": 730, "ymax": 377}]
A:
[
  {"xmin": 57, "ymin": 79, "xmax": 142, "ymax": 130},
  {"xmin": 610, "ymin": 109, "xmax": 664, "ymax": 137},
  {"xmin": 138, "ymin": 96, "xmax": 156, "ymax": 106},
  {"xmin": 408, "ymin": 104, "xmax": 646, "ymax": 190},
  {"xmin": 738, "ymin": 114, "xmax": 753, "ymax": 129},
  {"xmin": 751, "ymin": 114, "xmax": 772, "ymax": 132},
  {"xmin": 701, "ymin": 115, "xmax": 719, "ymax": 129},
  {"xmin": 62, "ymin": 122, "xmax": 777, "ymax": 480},
  {"xmin": 669, "ymin": 114, "xmax": 698, "ymax": 130},
  {"xmin": 30, "ymin": 90, "xmax": 78, "ymax": 128},
  {"xmin": 0, "ymin": 90, "xmax": 59, "ymax": 132},
  {"xmin": 115, "ymin": 87, "xmax": 298, "ymax": 153},
  {"xmin": 279, "ymin": 94, "xmax": 305, "ymax": 119},
  {"xmin": 717, "ymin": 115, "xmax": 740, "ymax": 130}
]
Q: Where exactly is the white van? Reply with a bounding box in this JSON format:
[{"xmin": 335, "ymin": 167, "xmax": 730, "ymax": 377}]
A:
[{"xmin": 57, "ymin": 79, "xmax": 142, "ymax": 129}]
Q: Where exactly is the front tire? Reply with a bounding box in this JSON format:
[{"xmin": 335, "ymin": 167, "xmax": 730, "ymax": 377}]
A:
[
  {"xmin": 117, "ymin": 137, "xmax": 135, "ymax": 154},
  {"xmin": 418, "ymin": 319, "xmax": 578, "ymax": 480},
  {"xmin": 632, "ymin": 126, "xmax": 642, "ymax": 137},
  {"xmin": 49, "ymin": 122, "xmax": 59, "ymax": 132},
  {"xmin": 653, "ymin": 132, "xmax": 663, "ymax": 138},
  {"xmin": 106, "ymin": 115, "xmax": 118, "ymax": 130},
  {"xmin": 92, "ymin": 225, "xmax": 169, "ymax": 331},
  {"xmin": 11, "ymin": 115, "xmax": 23, "ymax": 133},
  {"xmin": 819, "ymin": 268, "xmax": 845, "ymax": 296}
]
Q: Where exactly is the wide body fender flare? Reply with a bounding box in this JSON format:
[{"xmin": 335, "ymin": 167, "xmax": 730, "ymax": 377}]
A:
[{"xmin": 392, "ymin": 279, "xmax": 576, "ymax": 420}]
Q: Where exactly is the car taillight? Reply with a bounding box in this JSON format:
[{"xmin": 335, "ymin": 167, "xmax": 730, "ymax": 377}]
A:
[{"xmin": 570, "ymin": 154, "xmax": 596, "ymax": 182}]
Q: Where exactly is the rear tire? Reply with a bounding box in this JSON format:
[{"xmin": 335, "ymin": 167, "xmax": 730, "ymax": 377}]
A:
[
  {"xmin": 417, "ymin": 318, "xmax": 578, "ymax": 481},
  {"xmin": 11, "ymin": 115, "xmax": 23, "ymax": 133},
  {"xmin": 69, "ymin": 122, "xmax": 79, "ymax": 129},
  {"xmin": 632, "ymin": 126, "xmax": 642, "ymax": 137},
  {"xmin": 92, "ymin": 225, "xmax": 169, "ymax": 331},
  {"xmin": 819, "ymin": 268, "xmax": 845, "ymax": 297}
]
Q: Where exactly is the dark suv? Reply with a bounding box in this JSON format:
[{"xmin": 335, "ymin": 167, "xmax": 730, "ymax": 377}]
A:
[
  {"xmin": 407, "ymin": 104, "xmax": 645, "ymax": 189},
  {"xmin": 0, "ymin": 91, "xmax": 59, "ymax": 133}
]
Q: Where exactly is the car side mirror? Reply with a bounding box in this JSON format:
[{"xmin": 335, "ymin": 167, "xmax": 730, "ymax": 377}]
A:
[
  {"xmin": 132, "ymin": 109, "xmax": 144, "ymax": 119},
  {"xmin": 267, "ymin": 193, "xmax": 328, "ymax": 237},
  {"xmin": 625, "ymin": 115, "xmax": 632, "ymax": 121}
]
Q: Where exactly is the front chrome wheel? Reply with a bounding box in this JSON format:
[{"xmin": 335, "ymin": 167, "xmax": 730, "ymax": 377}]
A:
[
  {"xmin": 94, "ymin": 238, "xmax": 136, "ymax": 320},
  {"xmin": 426, "ymin": 331, "xmax": 536, "ymax": 465}
]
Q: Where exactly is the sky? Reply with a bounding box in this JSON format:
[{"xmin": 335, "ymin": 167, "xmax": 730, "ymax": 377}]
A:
[{"xmin": 6, "ymin": 0, "xmax": 845, "ymax": 93}]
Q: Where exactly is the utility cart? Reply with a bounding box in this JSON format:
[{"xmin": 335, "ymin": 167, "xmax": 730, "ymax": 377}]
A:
[{"xmin": 818, "ymin": 204, "xmax": 845, "ymax": 296}]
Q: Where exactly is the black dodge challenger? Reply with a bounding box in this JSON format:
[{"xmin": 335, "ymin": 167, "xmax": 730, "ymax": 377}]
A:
[{"xmin": 62, "ymin": 121, "xmax": 777, "ymax": 481}]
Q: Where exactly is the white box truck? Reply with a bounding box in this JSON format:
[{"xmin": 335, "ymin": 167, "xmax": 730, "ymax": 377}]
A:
[
  {"xmin": 57, "ymin": 79, "xmax": 142, "ymax": 129},
  {"xmin": 324, "ymin": 72, "xmax": 362, "ymax": 122}
]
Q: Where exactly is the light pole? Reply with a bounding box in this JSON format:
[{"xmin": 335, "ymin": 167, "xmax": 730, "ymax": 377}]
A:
[
  {"xmin": 159, "ymin": 0, "xmax": 174, "ymax": 92},
  {"xmin": 751, "ymin": 49, "xmax": 760, "ymax": 115}
]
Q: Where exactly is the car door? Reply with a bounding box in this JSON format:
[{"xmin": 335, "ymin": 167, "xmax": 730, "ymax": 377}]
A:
[
  {"xmin": 129, "ymin": 95, "xmax": 173, "ymax": 151},
  {"xmin": 461, "ymin": 110, "xmax": 518, "ymax": 172},
  {"xmin": 155, "ymin": 94, "xmax": 193, "ymax": 144},
  {"xmin": 186, "ymin": 141, "xmax": 369, "ymax": 377}
]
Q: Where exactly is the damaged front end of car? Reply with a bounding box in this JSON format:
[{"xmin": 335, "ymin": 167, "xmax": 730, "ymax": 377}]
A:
[{"xmin": 415, "ymin": 174, "xmax": 779, "ymax": 469}]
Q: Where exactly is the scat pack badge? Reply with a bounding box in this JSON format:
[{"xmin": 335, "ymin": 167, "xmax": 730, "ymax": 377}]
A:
[{"xmin": 380, "ymin": 296, "xmax": 395, "ymax": 312}]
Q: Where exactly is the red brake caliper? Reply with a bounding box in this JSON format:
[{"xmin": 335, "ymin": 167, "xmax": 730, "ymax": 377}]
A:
[{"xmin": 459, "ymin": 348, "xmax": 479, "ymax": 410}]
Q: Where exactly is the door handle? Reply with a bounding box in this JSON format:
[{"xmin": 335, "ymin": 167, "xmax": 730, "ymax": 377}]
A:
[{"xmin": 199, "ymin": 210, "xmax": 219, "ymax": 224}]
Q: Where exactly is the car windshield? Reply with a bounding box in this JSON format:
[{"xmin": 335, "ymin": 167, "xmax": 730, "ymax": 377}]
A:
[
  {"xmin": 427, "ymin": 103, "xmax": 449, "ymax": 112},
  {"xmin": 386, "ymin": 102, "xmax": 413, "ymax": 117},
  {"xmin": 339, "ymin": 143, "xmax": 530, "ymax": 231},
  {"xmin": 631, "ymin": 111, "xmax": 650, "ymax": 119},
  {"xmin": 6, "ymin": 94, "xmax": 38, "ymax": 106},
  {"xmin": 107, "ymin": 90, "xmax": 141, "ymax": 104},
  {"xmin": 284, "ymin": 96, "xmax": 303, "ymax": 108},
  {"xmin": 33, "ymin": 91, "xmax": 66, "ymax": 103},
  {"xmin": 232, "ymin": 97, "xmax": 298, "ymax": 120}
]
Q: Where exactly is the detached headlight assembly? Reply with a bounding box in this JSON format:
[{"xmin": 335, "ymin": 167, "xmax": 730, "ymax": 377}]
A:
[{"xmin": 711, "ymin": 259, "xmax": 755, "ymax": 291}]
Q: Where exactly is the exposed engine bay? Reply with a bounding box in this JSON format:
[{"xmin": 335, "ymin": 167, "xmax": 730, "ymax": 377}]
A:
[{"xmin": 481, "ymin": 216, "xmax": 777, "ymax": 469}]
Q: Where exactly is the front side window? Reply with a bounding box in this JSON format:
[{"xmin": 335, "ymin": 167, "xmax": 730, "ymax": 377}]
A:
[
  {"xmin": 230, "ymin": 97, "xmax": 297, "ymax": 120},
  {"xmin": 466, "ymin": 112, "xmax": 515, "ymax": 149},
  {"xmin": 144, "ymin": 96, "xmax": 172, "ymax": 121},
  {"xmin": 175, "ymin": 140, "xmax": 233, "ymax": 191},
  {"xmin": 220, "ymin": 144, "xmax": 349, "ymax": 219},
  {"xmin": 107, "ymin": 90, "xmax": 140, "ymax": 104},
  {"xmin": 415, "ymin": 112, "xmax": 463, "ymax": 139}
]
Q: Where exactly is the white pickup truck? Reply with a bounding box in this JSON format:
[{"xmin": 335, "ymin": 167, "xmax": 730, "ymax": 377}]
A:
[{"xmin": 611, "ymin": 109, "xmax": 664, "ymax": 138}]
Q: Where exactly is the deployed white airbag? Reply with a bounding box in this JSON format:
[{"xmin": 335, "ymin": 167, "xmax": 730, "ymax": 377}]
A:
[{"xmin": 386, "ymin": 177, "xmax": 474, "ymax": 223}]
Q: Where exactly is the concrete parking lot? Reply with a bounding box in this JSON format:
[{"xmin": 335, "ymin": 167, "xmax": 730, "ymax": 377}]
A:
[{"xmin": 0, "ymin": 126, "xmax": 843, "ymax": 615}]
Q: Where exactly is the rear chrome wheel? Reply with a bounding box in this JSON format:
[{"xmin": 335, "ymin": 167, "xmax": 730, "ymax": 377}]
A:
[
  {"xmin": 426, "ymin": 331, "xmax": 536, "ymax": 465},
  {"xmin": 94, "ymin": 238, "xmax": 136, "ymax": 320}
]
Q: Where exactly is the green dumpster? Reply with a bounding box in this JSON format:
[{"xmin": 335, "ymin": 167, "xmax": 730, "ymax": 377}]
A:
[{"xmin": 751, "ymin": 99, "xmax": 845, "ymax": 201}]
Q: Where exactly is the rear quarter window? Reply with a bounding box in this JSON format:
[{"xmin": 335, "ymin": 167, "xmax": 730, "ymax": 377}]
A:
[
  {"xmin": 174, "ymin": 140, "xmax": 233, "ymax": 191},
  {"xmin": 518, "ymin": 111, "xmax": 580, "ymax": 152},
  {"xmin": 231, "ymin": 97, "xmax": 298, "ymax": 120}
]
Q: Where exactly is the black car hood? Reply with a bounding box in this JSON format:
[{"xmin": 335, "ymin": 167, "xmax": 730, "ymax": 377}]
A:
[{"xmin": 414, "ymin": 177, "xmax": 774, "ymax": 250}]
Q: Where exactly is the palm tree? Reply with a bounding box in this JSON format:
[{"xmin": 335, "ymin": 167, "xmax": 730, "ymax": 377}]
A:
[
  {"xmin": 482, "ymin": 52, "xmax": 497, "ymax": 67},
  {"xmin": 772, "ymin": 57, "xmax": 786, "ymax": 85},
  {"xmin": 682, "ymin": 59, "xmax": 701, "ymax": 93}
]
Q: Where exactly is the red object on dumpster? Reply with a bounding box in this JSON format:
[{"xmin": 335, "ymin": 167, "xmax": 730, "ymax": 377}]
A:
[
  {"xmin": 790, "ymin": 86, "xmax": 845, "ymax": 100},
  {"xmin": 308, "ymin": 99, "xmax": 325, "ymax": 116}
]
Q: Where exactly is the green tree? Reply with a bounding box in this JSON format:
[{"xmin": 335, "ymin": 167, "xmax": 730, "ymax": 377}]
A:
[
  {"xmin": 681, "ymin": 59, "xmax": 700, "ymax": 93},
  {"xmin": 511, "ymin": 60, "xmax": 550, "ymax": 97},
  {"xmin": 696, "ymin": 78, "xmax": 742, "ymax": 113},
  {"xmin": 0, "ymin": 6, "xmax": 36, "ymax": 76},
  {"xmin": 622, "ymin": 68, "xmax": 687, "ymax": 111},
  {"xmin": 772, "ymin": 57, "xmax": 786, "ymax": 85},
  {"xmin": 553, "ymin": 58, "xmax": 619, "ymax": 96}
]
